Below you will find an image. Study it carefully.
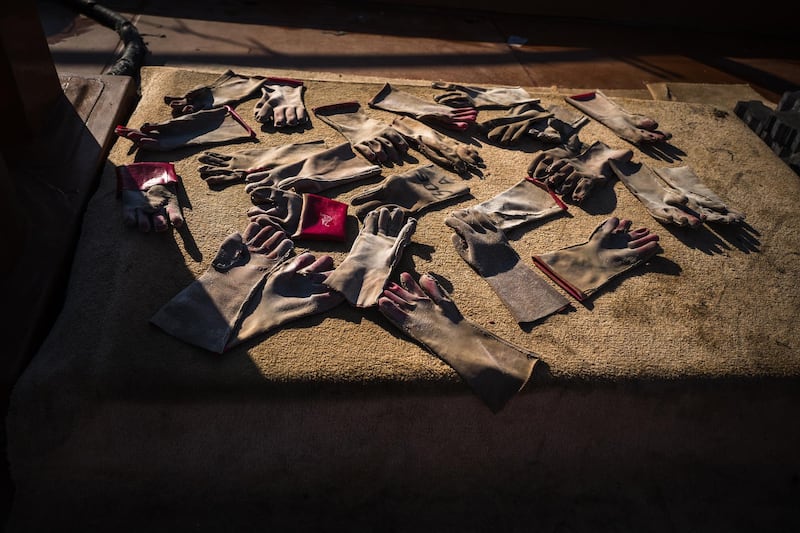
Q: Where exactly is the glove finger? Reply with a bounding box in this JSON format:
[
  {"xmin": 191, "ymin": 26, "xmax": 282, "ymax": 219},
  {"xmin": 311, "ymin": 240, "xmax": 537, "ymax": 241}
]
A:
[
  {"xmin": 197, "ymin": 152, "xmax": 232, "ymax": 165},
  {"xmin": 354, "ymin": 201, "xmax": 383, "ymax": 220},
  {"xmin": 375, "ymin": 137, "xmax": 401, "ymax": 164},
  {"xmin": 349, "ymin": 186, "xmax": 383, "ymax": 206},
  {"xmin": 382, "ymin": 130, "xmax": 410, "ymax": 154},
  {"xmin": 570, "ymin": 177, "xmax": 594, "ymax": 203},
  {"xmin": 500, "ymin": 122, "xmax": 528, "ymax": 144},
  {"xmin": 355, "ymin": 141, "xmax": 382, "ymax": 163},
  {"xmin": 136, "ymin": 210, "xmax": 154, "ymax": 233},
  {"xmin": 164, "ymin": 197, "xmax": 184, "ymax": 227}
]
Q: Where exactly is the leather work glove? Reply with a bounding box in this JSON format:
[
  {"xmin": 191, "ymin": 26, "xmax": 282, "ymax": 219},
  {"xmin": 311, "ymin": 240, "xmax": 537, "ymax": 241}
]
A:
[
  {"xmin": 350, "ymin": 164, "xmax": 470, "ymax": 219},
  {"xmin": 150, "ymin": 222, "xmax": 294, "ymax": 353},
  {"xmin": 164, "ymin": 69, "xmax": 265, "ymax": 116},
  {"xmin": 248, "ymin": 186, "xmax": 348, "ymax": 242},
  {"xmin": 323, "ymin": 206, "xmax": 417, "ymax": 307},
  {"xmin": 390, "ymin": 115, "xmax": 484, "ymax": 176},
  {"xmin": 243, "ymin": 142, "xmax": 382, "ymax": 194},
  {"xmin": 226, "ymin": 253, "xmax": 346, "ymax": 350},
  {"xmin": 115, "ymin": 106, "xmax": 256, "ymax": 152},
  {"xmin": 532, "ymin": 216, "xmax": 662, "ymax": 302},
  {"xmin": 197, "ymin": 140, "xmax": 328, "ymax": 188},
  {"xmin": 431, "ymin": 81, "xmax": 538, "ymax": 109},
  {"xmin": 313, "ymin": 102, "xmax": 410, "ymax": 165},
  {"xmin": 378, "ymin": 272, "xmax": 539, "ymax": 412},
  {"xmin": 527, "ymin": 104, "xmax": 589, "ymax": 144},
  {"xmin": 651, "ymin": 166, "xmax": 745, "ymax": 225},
  {"xmin": 478, "ymin": 102, "xmax": 553, "ymax": 145},
  {"xmin": 445, "ymin": 210, "xmax": 570, "ymax": 323},
  {"xmin": 253, "ymin": 77, "xmax": 309, "ymax": 128},
  {"xmin": 528, "ymin": 140, "xmax": 633, "ymax": 204},
  {"xmin": 451, "ymin": 178, "xmax": 567, "ymax": 233},
  {"xmin": 116, "ymin": 161, "xmax": 184, "ymax": 233},
  {"xmin": 369, "ymin": 83, "xmax": 478, "ymax": 131},
  {"xmin": 565, "ymin": 90, "xmax": 672, "ymax": 145}
]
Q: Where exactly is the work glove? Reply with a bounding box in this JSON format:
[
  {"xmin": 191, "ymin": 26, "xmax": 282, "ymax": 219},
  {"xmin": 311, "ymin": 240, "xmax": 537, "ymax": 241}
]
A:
[
  {"xmin": 368, "ymin": 83, "xmax": 478, "ymax": 131},
  {"xmin": 323, "ymin": 206, "xmax": 417, "ymax": 307},
  {"xmin": 527, "ymin": 140, "xmax": 633, "ymax": 204},
  {"xmin": 150, "ymin": 222, "xmax": 294, "ymax": 353},
  {"xmin": 532, "ymin": 216, "xmax": 661, "ymax": 302},
  {"xmin": 565, "ymin": 90, "xmax": 672, "ymax": 145},
  {"xmin": 431, "ymin": 81, "xmax": 538, "ymax": 109},
  {"xmin": 115, "ymin": 162, "xmax": 184, "ymax": 233},
  {"xmin": 527, "ymin": 104, "xmax": 589, "ymax": 144},
  {"xmin": 313, "ymin": 102, "xmax": 410, "ymax": 165},
  {"xmin": 451, "ymin": 178, "xmax": 566, "ymax": 233},
  {"xmin": 478, "ymin": 102, "xmax": 553, "ymax": 145},
  {"xmin": 248, "ymin": 186, "xmax": 348, "ymax": 242},
  {"xmin": 390, "ymin": 115, "xmax": 484, "ymax": 175},
  {"xmin": 197, "ymin": 140, "xmax": 328, "ymax": 188},
  {"xmin": 445, "ymin": 210, "xmax": 570, "ymax": 323},
  {"xmin": 243, "ymin": 142, "xmax": 382, "ymax": 194},
  {"xmin": 378, "ymin": 272, "xmax": 539, "ymax": 413},
  {"xmin": 253, "ymin": 77, "xmax": 309, "ymax": 128},
  {"xmin": 651, "ymin": 166, "xmax": 745, "ymax": 224},
  {"xmin": 226, "ymin": 253, "xmax": 346, "ymax": 350},
  {"xmin": 350, "ymin": 164, "xmax": 470, "ymax": 219},
  {"xmin": 115, "ymin": 106, "xmax": 256, "ymax": 152},
  {"xmin": 163, "ymin": 69, "xmax": 265, "ymax": 116}
]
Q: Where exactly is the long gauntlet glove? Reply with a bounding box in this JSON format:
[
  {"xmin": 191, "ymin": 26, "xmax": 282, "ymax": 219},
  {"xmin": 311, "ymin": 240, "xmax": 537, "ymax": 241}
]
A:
[
  {"xmin": 369, "ymin": 83, "xmax": 477, "ymax": 131},
  {"xmin": 431, "ymin": 81, "xmax": 538, "ymax": 109},
  {"xmin": 390, "ymin": 115, "xmax": 484, "ymax": 175},
  {"xmin": 164, "ymin": 69, "xmax": 266, "ymax": 116},
  {"xmin": 565, "ymin": 90, "xmax": 672, "ymax": 145}
]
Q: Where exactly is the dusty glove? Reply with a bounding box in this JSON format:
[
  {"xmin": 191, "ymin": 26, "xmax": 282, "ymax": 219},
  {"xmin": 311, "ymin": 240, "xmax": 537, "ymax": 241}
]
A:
[
  {"xmin": 379, "ymin": 272, "xmax": 539, "ymax": 412},
  {"xmin": 115, "ymin": 106, "xmax": 256, "ymax": 152},
  {"xmin": 445, "ymin": 210, "xmax": 570, "ymax": 323},
  {"xmin": 532, "ymin": 216, "xmax": 661, "ymax": 302},
  {"xmin": 527, "ymin": 140, "xmax": 633, "ymax": 204},
  {"xmin": 164, "ymin": 69, "xmax": 265, "ymax": 116},
  {"xmin": 653, "ymin": 166, "xmax": 745, "ymax": 224},
  {"xmin": 565, "ymin": 90, "xmax": 672, "ymax": 145},
  {"xmin": 528, "ymin": 104, "xmax": 589, "ymax": 144},
  {"xmin": 313, "ymin": 102, "xmax": 410, "ymax": 165},
  {"xmin": 227, "ymin": 253, "xmax": 346, "ymax": 350},
  {"xmin": 150, "ymin": 222, "xmax": 294, "ymax": 353},
  {"xmin": 431, "ymin": 81, "xmax": 538, "ymax": 109},
  {"xmin": 323, "ymin": 206, "xmax": 417, "ymax": 307},
  {"xmin": 116, "ymin": 162, "xmax": 184, "ymax": 233},
  {"xmin": 243, "ymin": 142, "xmax": 381, "ymax": 194},
  {"xmin": 248, "ymin": 186, "xmax": 348, "ymax": 241},
  {"xmin": 253, "ymin": 77, "xmax": 309, "ymax": 128},
  {"xmin": 451, "ymin": 178, "xmax": 566, "ymax": 233},
  {"xmin": 478, "ymin": 102, "xmax": 553, "ymax": 145},
  {"xmin": 197, "ymin": 140, "xmax": 328, "ymax": 188},
  {"xmin": 350, "ymin": 164, "xmax": 470, "ymax": 219},
  {"xmin": 368, "ymin": 83, "xmax": 477, "ymax": 131},
  {"xmin": 390, "ymin": 115, "xmax": 484, "ymax": 175}
]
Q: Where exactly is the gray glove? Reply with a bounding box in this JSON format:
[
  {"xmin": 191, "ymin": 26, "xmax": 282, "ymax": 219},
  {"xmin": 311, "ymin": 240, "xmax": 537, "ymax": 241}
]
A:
[
  {"xmin": 323, "ymin": 206, "xmax": 417, "ymax": 307},
  {"xmin": 248, "ymin": 187, "xmax": 348, "ymax": 241},
  {"xmin": 115, "ymin": 106, "xmax": 256, "ymax": 152},
  {"xmin": 478, "ymin": 102, "xmax": 553, "ymax": 145},
  {"xmin": 445, "ymin": 210, "xmax": 570, "ymax": 323},
  {"xmin": 164, "ymin": 69, "xmax": 265, "ymax": 116},
  {"xmin": 313, "ymin": 101, "xmax": 410, "ymax": 165},
  {"xmin": 565, "ymin": 90, "xmax": 672, "ymax": 145},
  {"xmin": 527, "ymin": 104, "xmax": 589, "ymax": 144},
  {"xmin": 379, "ymin": 272, "xmax": 539, "ymax": 412},
  {"xmin": 350, "ymin": 164, "xmax": 470, "ymax": 219},
  {"xmin": 243, "ymin": 142, "xmax": 382, "ymax": 194},
  {"xmin": 197, "ymin": 140, "xmax": 328, "ymax": 187},
  {"xmin": 253, "ymin": 77, "xmax": 309, "ymax": 128},
  {"xmin": 150, "ymin": 222, "xmax": 294, "ymax": 353},
  {"xmin": 369, "ymin": 83, "xmax": 478, "ymax": 131},
  {"xmin": 390, "ymin": 115, "xmax": 485, "ymax": 175},
  {"xmin": 431, "ymin": 81, "xmax": 538, "ymax": 109},
  {"xmin": 532, "ymin": 216, "xmax": 661, "ymax": 301},
  {"xmin": 116, "ymin": 162, "xmax": 184, "ymax": 233},
  {"xmin": 652, "ymin": 166, "xmax": 745, "ymax": 224}
]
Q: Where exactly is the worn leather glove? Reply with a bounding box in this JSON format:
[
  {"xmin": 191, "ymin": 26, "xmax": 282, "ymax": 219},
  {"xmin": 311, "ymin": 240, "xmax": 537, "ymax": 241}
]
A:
[
  {"xmin": 115, "ymin": 106, "xmax": 256, "ymax": 152},
  {"xmin": 323, "ymin": 206, "xmax": 417, "ymax": 307},
  {"xmin": 652, "ymin": 166, "xmax": 745, "ymax": 224},
  {"xmin": 478, "ymin": 102, "xmax": 553, "ymax": 145},
  {"xmin": 164, "ymin": 69, "xmax": 265, "ymax": 116},
  {"xmin": 565, "ymin": 90, "xmax": 672, "ymax": 145},
  {"xmin": 527, "ymin": 104, "xmax": 589, "ymax": 144},
  {"xmin": 390, "ymin": 115, "xmax": 484, "ymax": 175},
  {"xmin": 253, "ymin": 77, "xmax": 309, "ymax": 128},
  {"xmin": 248, "ymin": 186, "xmax": 348, "ymax": 241},
  {"xmin": 379, "ymin": 272, "xmax": 539, "ymax": 412},
  {"xmin": 116, "ymin": 162, "xmax": 184, "ymax": 233},
  {"xmin": 369, "ymin": 83, "xmax": 478, "ymax": 131},
  {"xmin": 150, "ymin": 222, "xmax": 294, "ymax": 353},
  {"xmin": 313, "ymin": 101, "xmax": 410, "ymax": 165},
  {"xmin": 350, "ymin": 164, "xmax": 470, "ymax": 219},
  {"xmin": 431, "ymin": 81, "xmax": 538, "ymax": 109},
  {"xmin": 445, "ymin": 210, "xmax": 570, "ymax": 323},
  {"xmin": 532, "ymin": 216, "xmax": 661, "ymax": 301}
]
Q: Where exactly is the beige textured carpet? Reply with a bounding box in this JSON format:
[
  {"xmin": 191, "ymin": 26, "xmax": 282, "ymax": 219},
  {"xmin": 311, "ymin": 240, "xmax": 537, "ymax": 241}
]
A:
[{"xmin": 7, "ymin": 66, "xmax": 800, "ymax": 532}]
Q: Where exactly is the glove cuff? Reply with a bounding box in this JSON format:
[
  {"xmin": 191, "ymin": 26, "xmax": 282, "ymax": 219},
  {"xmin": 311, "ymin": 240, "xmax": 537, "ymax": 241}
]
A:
[
  {"xmin": 296, "ymin": 194, "xmax": 348, "ymax": 241},
  {"xmin": 116, "ymin": 162, "xmax": 179, "ymax": 195}
]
